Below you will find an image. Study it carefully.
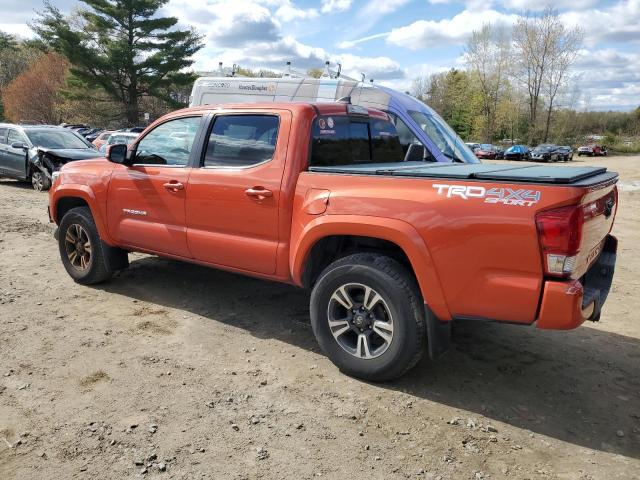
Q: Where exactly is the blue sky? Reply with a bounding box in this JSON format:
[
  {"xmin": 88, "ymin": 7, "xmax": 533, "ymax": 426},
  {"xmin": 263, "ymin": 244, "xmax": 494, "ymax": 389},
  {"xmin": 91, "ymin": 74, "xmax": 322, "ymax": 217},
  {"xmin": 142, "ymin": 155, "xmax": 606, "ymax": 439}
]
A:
[{"xmin": 2, "ymin": 0, "xmax": 639, "ymax": 110}]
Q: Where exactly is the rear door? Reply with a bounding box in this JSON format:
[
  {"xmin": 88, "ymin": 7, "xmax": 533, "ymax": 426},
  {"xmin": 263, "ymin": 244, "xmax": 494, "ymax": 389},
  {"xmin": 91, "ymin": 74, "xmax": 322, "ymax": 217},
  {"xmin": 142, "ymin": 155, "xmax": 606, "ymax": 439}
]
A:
[
  {"xmin": 107, "ymin": 115, "xmax": 204, "ymax": 258},
  {"xmin": 185, "ymin": 111, "xmax": 291, "ymax": 275}
]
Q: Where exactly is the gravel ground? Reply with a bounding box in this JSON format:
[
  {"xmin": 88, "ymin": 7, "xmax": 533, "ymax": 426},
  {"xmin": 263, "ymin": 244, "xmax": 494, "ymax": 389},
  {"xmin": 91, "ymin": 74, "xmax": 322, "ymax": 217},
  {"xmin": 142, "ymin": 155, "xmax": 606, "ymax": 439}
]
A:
[{"xmin": 1, "ymin": 155, "xmax": 639, "ymax": 480}]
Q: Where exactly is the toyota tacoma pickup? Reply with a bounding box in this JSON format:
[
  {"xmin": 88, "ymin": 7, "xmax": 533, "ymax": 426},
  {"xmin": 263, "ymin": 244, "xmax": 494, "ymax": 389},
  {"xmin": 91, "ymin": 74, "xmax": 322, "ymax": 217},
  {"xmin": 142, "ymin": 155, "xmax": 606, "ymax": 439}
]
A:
[{"xmin": 48, "ymin": 102, "xmax": 618, "ymax": 381}]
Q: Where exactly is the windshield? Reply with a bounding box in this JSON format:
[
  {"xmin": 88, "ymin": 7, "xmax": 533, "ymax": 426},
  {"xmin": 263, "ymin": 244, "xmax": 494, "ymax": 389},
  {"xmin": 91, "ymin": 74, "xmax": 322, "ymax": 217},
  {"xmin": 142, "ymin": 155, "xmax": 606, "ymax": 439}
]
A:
[
  {"xmin": 408, "ymin": 111, "xmax": 479, "ymax": 163},
  {"xmin": 26, "ymin": 130, "xmax": 92, "ymax": 150}
]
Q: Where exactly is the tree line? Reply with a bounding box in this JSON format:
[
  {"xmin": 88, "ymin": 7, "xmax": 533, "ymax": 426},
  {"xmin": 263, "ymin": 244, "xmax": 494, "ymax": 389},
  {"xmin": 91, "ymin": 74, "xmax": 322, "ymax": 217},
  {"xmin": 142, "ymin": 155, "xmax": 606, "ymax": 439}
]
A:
[
  {"xmin": 412, "ymin": 7, "xmax": 640, "ymax": 149},
  {"xmin": 0, "ymin": 2, "xmax": 638, "ymax": 151}
]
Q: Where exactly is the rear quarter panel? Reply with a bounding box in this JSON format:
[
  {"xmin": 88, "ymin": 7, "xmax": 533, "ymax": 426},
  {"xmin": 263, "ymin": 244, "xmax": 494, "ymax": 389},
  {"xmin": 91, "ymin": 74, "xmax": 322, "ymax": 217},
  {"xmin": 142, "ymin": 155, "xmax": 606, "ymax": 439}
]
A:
[{"xmin": 293, "ymin": 172, "xmax": 586, "ymax": 324}]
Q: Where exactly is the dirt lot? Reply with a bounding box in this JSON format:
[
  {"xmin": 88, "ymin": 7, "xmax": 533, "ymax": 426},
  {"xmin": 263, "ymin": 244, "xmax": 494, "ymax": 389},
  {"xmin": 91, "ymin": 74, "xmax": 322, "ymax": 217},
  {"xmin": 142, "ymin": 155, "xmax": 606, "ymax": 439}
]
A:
[{"xmin": 1, "ymin": 155, "xmax": 639, "ymax": 480}]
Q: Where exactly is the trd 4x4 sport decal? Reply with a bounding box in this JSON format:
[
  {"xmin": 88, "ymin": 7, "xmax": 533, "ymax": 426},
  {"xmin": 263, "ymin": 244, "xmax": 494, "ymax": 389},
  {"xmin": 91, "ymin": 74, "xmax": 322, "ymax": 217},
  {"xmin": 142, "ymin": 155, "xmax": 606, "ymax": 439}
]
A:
[{"xmin": 432, "ymin": 184, "xmax": 541, "ymax": 207}]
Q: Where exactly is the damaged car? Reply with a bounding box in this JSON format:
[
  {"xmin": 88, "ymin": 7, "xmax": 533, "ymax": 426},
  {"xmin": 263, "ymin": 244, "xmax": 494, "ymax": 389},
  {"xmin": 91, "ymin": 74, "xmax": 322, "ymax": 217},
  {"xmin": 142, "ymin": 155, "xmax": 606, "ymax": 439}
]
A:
[{"xmin": 0, "ymin": 124, "xmax": 102, "ymax": 191}]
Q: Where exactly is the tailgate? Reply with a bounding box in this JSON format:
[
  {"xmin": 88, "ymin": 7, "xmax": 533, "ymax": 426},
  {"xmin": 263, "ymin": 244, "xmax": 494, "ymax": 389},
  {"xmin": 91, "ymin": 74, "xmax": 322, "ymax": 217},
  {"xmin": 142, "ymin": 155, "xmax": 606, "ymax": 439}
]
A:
[{"xmin": 574, "ymin": 184, "xmax": 618, "ymax": 279}]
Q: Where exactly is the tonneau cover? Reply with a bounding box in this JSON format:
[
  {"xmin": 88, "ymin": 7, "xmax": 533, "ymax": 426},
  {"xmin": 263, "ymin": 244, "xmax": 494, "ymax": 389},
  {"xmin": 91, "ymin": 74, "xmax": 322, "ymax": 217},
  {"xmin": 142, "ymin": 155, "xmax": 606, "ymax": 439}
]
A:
[{"xmin": 309, "ymin": 162, "xmax": 617, "ymax": 186}]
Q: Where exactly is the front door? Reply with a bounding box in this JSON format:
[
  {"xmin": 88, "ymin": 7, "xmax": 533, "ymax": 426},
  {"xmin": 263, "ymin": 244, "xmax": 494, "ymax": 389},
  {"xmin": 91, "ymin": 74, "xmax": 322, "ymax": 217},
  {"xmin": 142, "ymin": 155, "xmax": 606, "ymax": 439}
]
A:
[
  {"xmin": 5, "ymin": 129, "xmax": 29, "ymax": 178},
  {"xmin": 107, "ymin": 115, "xmax": 204, "ymax": 258},
  {"xmin": 186, "ymin": 111, "xmax": 291, "ymax": 275}
]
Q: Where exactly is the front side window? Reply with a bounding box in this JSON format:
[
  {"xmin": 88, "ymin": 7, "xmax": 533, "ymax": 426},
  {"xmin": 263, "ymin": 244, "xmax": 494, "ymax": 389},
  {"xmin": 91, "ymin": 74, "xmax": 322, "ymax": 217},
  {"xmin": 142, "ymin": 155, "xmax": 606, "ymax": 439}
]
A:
[
  {"xmin": 310, "ymin": 115, "xmax": 404, "ymax": 167},
  {"xmin": 203, "ymin": 115, "xmax": 279, "ymax": 167},
  {"xmin": 135, "ymin": 116, "xmax": 201, "ymax": 166},
  {"xmin": 8, "ymin": 129, "xmax": 27, "ymax": 146}
]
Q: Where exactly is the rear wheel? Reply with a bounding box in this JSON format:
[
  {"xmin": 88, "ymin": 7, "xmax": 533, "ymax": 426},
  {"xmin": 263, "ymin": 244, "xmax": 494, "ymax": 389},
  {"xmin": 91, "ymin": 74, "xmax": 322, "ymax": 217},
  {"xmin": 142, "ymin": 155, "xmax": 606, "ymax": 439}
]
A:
[
  {"xmin": 59, "ymin": 207, "xmax": 116, "ymax": 284},
  {"xmin": 310, "ymin": 253, "xmax": 426, "ymax": 381},
  {"xmin": 31, "ymin": 170, "xmax": 51, "ymax": 191}
]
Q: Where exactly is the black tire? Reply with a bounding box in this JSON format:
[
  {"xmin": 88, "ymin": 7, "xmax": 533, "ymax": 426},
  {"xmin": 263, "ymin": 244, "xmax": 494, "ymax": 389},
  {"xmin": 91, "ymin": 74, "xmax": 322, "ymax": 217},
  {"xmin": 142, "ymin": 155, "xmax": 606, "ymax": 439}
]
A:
[
  {"xmin": 31, "ymin": 170, "xmax": 51, "ymax": 191},
  {"xmin": 58, "ymin": 206, "xmax": 116, "ymax": 284},
  {"xmin": 310, "ymin": 253, "xmax": 426, "ymax": 382}
]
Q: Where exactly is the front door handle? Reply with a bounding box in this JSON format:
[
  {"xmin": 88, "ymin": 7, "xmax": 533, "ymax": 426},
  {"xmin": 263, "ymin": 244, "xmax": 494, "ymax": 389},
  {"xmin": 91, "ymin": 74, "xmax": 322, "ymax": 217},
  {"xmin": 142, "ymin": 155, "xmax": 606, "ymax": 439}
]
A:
[
  {"xmin": 245, "ymin": 187, "xmax": 273, "ymax": 200},
  {"xmin": 163, "ymin": 181, "xmax": 184, "ymax": 191}
]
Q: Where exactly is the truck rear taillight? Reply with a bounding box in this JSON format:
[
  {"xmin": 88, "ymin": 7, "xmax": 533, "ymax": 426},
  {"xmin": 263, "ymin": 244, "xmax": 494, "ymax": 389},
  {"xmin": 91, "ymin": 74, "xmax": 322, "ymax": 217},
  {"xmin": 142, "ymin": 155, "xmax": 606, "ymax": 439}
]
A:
[{"xmin": 536, "ymin": 205, "xmax": 583, "ymax": 277}]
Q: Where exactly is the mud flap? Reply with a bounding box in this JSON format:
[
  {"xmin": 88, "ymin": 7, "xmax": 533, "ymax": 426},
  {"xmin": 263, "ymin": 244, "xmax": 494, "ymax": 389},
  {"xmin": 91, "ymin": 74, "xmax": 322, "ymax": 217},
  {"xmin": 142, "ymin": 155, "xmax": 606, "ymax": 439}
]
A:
[
  {"xmin": 425, "ymin": 305, "xmax": 451, "ymax": 359},
  {"xmin": 103, "ymin": 242, "xmax": 129, "ymax": 272}
]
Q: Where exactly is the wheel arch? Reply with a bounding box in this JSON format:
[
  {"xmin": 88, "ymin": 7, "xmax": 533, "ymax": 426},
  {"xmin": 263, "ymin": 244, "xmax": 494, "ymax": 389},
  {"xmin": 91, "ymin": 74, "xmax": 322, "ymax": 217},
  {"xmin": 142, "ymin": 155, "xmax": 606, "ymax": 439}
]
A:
[
  {"xmin": 291, "ymin": 215, "xmax": 451, "ymax": 321},
  {"xmin": 50, "ymin": 186, "xmax": 114, "ymax": 245}
]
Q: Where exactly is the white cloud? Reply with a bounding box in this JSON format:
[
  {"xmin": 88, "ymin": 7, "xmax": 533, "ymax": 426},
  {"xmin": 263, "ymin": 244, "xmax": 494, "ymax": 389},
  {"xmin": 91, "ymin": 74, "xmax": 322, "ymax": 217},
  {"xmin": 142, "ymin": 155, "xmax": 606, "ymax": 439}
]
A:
[
  {"xmin": 320, "ymin": 0, "xmax": 353, "ymax": 14},
  {"xmin": 0, "ymin": 23, "xmax": 33, "ymax": 38},
  {"xmin": 387, "ymin": 9, "xmax": 518, "ymax": 49},
  {"xmin": 275, "ymin": 2, "xmax": 318, "ymax": 22},
  {"xmin": 502, "ymin": 0, "xmax": 599, "ymax": 10},
  {"xmin": 561, "ymin": 0, "xmax": 640, "ymax": 46},
  {"xmin": 573, "ymin": 48, "xmax": 640, "ymax": 110}
]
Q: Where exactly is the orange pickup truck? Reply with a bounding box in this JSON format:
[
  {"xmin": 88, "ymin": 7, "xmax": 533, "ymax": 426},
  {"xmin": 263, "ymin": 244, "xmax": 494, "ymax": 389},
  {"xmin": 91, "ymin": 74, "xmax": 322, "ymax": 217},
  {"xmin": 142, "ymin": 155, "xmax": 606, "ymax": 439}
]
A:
[{"xmin": 48, "ymin": 102, "xmax": 618, "ymax": 381}]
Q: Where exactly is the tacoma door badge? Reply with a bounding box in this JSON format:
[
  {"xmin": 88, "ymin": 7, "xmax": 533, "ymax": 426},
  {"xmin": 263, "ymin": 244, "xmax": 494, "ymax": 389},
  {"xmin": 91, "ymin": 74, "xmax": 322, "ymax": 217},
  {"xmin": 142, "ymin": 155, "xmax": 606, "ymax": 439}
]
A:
[{"xmin": 123, "ymin": 208, "xmax": 147, "ymax": 216}]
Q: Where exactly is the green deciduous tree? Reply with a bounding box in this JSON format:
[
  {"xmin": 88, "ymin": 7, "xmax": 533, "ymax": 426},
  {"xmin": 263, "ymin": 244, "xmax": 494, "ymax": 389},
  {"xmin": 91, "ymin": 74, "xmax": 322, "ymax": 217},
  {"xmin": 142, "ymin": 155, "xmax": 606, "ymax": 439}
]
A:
[{"xmin": 33, "ymin": 0, "xmax": 203, "ymax": 126}]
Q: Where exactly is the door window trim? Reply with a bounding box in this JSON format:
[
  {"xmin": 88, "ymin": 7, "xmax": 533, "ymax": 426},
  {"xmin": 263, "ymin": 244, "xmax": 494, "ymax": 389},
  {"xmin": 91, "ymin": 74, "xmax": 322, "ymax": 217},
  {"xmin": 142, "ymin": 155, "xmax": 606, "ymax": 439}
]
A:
[
  {"xmin": 199, "ymin": 113, "xmax": 281, "ymax": 170},
  {"xmin": 130, "ymin": 114, "xmax": 204, "ymax": 168}
]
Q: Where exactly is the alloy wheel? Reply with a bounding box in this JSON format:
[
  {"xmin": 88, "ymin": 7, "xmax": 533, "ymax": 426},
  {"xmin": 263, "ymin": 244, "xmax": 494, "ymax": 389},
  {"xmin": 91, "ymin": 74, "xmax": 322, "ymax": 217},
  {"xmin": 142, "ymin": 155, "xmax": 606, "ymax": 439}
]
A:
[
  {"xmin": 32, "ymin": 172, "xmax": 45, "ymax": 191},
  {"xmin": 327, "ymin": 283, "xmax": 394, "ymax": 359},
  {"xmin": 64, "ymin": 224, "xmax": 92, "ymax": 272}
]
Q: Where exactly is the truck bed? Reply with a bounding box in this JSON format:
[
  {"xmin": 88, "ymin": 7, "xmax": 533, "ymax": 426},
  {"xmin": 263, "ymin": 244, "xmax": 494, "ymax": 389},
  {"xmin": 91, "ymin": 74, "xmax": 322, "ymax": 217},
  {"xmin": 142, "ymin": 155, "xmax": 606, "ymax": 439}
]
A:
[{"xmin": 309, "ymin": 162, "xmax": 618, "ymax": 186}]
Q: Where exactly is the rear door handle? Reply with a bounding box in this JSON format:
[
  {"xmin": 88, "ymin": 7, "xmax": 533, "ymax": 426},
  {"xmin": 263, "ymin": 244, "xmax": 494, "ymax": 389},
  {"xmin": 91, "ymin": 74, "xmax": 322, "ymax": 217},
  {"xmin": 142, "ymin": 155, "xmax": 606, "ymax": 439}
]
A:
[
  {"xmin": 245, "ymin": 187, "xmax": 273, "ymax": 200},
  {"xmin": 163, "ymin": 181, "xmax": 184, "ymax": 191}
]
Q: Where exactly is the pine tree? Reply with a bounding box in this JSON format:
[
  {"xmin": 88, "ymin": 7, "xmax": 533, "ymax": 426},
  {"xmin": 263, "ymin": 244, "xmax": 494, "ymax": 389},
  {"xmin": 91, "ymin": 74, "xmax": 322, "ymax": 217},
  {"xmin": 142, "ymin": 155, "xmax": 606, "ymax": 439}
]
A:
[{"xmin": 33, "ymin": 0, "xmax": 203, "ymax": 126}]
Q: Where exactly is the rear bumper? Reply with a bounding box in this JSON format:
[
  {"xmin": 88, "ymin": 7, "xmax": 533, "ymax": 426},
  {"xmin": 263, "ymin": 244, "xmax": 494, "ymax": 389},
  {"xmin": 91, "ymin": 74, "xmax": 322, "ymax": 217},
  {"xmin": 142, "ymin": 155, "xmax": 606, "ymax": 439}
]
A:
[{"xmin": 537, "ymin": 235, "xmax": 617, "ymax": 330}]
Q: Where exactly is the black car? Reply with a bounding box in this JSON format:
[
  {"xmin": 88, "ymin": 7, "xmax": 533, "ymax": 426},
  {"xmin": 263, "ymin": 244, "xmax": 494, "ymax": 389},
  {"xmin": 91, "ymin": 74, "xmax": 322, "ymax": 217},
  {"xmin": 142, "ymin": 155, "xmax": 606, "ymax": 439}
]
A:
[
  {"xmin": 530, "ymin": 144, "xmax": 561, "ymax": 162},
  {"xmin": 0, "ymin": 124, "xmax": 101, "ymax": 191},
  {"xmin": 556, "ymin": 146, "xmax": 573, "ymax": 162}
]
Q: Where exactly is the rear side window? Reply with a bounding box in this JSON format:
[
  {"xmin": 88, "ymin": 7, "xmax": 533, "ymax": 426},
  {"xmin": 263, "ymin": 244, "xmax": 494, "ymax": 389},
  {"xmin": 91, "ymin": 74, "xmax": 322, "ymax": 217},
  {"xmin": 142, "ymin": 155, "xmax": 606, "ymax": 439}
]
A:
[
  {"xmin": 0, "ymin": 128, "xmax": 7, "ymax": 144},
  {"xmin": 203, "ymin": 115, "xmax": 279, "ymax": 167},
  {"xmin": 310, "ymin": 115, "xmax": 404, "ymax": 167}
]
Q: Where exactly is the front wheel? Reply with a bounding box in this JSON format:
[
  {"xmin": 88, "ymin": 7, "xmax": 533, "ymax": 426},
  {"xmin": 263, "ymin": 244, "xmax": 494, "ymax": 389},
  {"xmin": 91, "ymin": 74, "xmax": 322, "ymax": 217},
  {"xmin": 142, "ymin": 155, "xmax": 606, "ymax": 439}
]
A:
[
  {"xmin": 59, "ymin": 206, "xmax": 116, "ymax": 284},
  {"xmin": 310, "ymin": 253, "xmax": 426, "ymax": 381},
  {"xmin": 31, "ymin": 170, "xmax": 51, "ymax": 191}
]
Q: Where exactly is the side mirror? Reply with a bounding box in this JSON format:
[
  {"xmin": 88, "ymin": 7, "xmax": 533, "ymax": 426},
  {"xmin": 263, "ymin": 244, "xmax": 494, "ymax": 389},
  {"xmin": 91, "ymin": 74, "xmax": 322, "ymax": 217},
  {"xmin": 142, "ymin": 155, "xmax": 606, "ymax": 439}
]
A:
[
  {"xmin": 404, "ymin": 143, "xmax": 426, "ymax": 162},
  {"xmin": 11, "ymin": 142, "xmax": 28, "ymax": 150},
  {"xmin": 107, "ymin": 144, "xmax": 129, "ymax": 165}
]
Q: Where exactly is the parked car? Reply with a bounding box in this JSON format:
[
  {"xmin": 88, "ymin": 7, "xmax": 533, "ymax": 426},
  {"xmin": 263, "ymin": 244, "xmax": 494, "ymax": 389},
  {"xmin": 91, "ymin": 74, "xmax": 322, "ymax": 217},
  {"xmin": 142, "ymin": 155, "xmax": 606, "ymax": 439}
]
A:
[
  {"xmin": 98, "ymin": 132, "xmax": 139, "ymax": 153},
  {"xmin": 80, "ymin": 127, "xmax": 102, "ymax": 138},
  {"xmin": 0, "ymin": 123, "xmax": 101, "ymax": 191},
  {"xmin": 125, "ymin": 127, "xmax": 146, "ymax": 133},
  {"xmin": 578, "ymin": 144, "xmax": 607, "ymax": 157},
  {"xmin": 530, "ymin": 144, "xmax": 561, "ymax": 162},
  {"xmin": 92, "ymin": 130, "xmax": 114, "ymax": 150},
  {"xmin": 492, "ymin": 145, "xmax": 505, "ymax": 159},
  {"xmin": 504, "ymin": 144, "xmax": 530, "ymax": 161},
  {"xmin": 49, "ymin": 102, "xmax": 619, "ymax": 381},
  {"xmin": 474, "ymin": 144, "xmax": 497, "ymax": 159},
  {"xmin": 465, "ymin": 142, "xmax": 481, "ymax": 152},
  {"xmin": 85, "ymin": 130, "xmax": 104, "ymax": 143},
  {"xmin": 556, "ymin": 146, "xmax": 574, "ymax": 162}
]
